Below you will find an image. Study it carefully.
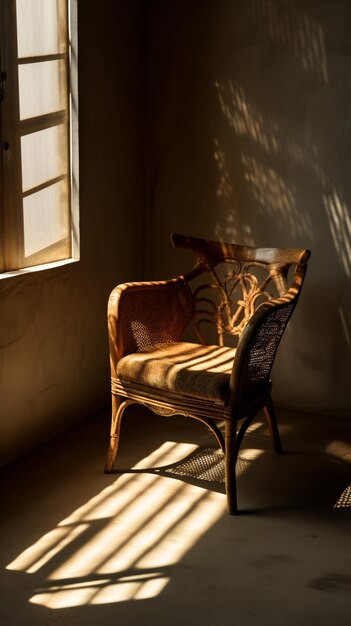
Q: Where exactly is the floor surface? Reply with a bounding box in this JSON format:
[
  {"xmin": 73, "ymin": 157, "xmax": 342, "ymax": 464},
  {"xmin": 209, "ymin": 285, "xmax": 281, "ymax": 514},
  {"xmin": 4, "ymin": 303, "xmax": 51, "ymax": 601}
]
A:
[{"xmin": 0, "ymin": 406, "xmax": 350, "ymax": 625}]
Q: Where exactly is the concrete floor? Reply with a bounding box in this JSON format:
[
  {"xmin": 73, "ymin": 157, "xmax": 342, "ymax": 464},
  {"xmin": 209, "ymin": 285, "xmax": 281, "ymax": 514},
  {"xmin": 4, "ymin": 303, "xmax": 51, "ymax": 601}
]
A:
[{"xmin": 0, "ymin": 405, "xmax": 350, "ymax": 626}]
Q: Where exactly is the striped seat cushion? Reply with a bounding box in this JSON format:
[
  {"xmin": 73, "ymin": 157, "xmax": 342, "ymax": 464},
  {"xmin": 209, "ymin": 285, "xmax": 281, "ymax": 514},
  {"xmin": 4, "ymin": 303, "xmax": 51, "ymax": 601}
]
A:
[{"xmin": 117, "ymin": 342, "xmax": 236, "ymax": 402}]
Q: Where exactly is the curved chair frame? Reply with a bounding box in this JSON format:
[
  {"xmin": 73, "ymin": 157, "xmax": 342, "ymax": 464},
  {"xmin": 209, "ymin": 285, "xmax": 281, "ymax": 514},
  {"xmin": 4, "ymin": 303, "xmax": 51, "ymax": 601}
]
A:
[{"xmin": 105, "ymin": 234, "xmax": 310, "ymax": 514}]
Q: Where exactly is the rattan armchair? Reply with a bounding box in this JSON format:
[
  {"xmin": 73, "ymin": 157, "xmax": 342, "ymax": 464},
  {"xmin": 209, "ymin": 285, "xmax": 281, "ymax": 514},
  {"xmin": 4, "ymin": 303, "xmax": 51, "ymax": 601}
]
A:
[{"xmin": 105, "ymin": 234, "xmax": 310, "ymax": 514}]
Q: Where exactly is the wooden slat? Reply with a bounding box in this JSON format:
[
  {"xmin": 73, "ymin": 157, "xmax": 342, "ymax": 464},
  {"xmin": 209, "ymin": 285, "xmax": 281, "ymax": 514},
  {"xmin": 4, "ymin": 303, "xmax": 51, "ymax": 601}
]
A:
[
  {"xmin": 20, "ymin": 111, "xmax": 68, "ymax": 136},
  {"xmin": 18, "ymin": 53, "xmax": 67, "ymax": 65},
  {"xmin": 22, "ymin": 173, "xmax": 68, "ymax": 199}
]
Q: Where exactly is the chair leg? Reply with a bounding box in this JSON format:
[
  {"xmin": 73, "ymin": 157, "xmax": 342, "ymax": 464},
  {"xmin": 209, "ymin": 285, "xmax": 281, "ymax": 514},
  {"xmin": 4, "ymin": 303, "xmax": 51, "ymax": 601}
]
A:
[
  {"xmin": 104, "ymin": 396, "xmax": 131, "ymax": 473},
  {"xmin": 263, "ymin": 398, "xmax": 283, "ymax": 454},
  {"xmin": 224, "ymin": 419, "xmax": 238, "ymax": 515}
]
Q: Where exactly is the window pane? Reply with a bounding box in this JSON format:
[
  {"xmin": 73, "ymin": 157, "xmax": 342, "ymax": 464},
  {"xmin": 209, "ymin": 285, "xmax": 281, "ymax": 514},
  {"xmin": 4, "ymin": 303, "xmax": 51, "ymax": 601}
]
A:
[
  {"xmin": 23, "ymin": 180, "xmax": 70, "ymax": 258},
  {"xmin": 21, "ymin": 125, "xmax": 68, "ymax": 192},
  {"xmin": 18, "ymin": 60, "xmax": 67, "ymax": 120},
  {"xmin": 16, "ymin": 0, "xmax": 67, "ymax": 58}
]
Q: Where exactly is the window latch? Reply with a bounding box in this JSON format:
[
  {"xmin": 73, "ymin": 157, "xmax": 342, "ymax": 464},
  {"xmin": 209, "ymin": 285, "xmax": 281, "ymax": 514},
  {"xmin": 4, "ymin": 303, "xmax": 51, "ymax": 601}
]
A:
[{"xmin": 0, "ymin": 71, "xmax": 7, "ymax": 103}]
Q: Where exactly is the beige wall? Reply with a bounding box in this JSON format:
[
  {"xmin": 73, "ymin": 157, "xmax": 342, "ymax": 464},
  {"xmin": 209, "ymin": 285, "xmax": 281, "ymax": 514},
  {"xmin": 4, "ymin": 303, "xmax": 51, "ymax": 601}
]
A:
[
  {"xmin": 0, "ymin": 1, "xmax": 144, "ymax": 466},
  {"xmin": 144, "ymin": 0, "xmax": 351, "ymax": 416}
]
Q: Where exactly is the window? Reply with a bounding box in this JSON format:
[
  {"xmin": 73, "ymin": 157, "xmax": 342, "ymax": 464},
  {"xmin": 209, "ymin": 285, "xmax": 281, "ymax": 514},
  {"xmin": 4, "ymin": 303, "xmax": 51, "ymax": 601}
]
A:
[{"xmin": 0, "ymin": 0, "xmax": 78, "ymax": 274}]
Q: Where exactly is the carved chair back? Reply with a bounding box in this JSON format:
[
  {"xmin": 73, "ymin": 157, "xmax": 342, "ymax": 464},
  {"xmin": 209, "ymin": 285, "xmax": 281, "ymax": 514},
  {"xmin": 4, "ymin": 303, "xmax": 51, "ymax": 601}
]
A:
[
  {"xmin": 172, "ymin": 234, "xmax": 310, "ymax": 407},
  {"xmin": 172, "ymin": 233, "xmax": 309, "ymax": 348}
]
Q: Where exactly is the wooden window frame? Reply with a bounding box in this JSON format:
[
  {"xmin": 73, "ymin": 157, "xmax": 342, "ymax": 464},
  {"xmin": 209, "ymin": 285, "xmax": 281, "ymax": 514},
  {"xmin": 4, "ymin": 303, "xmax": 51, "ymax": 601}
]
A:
[{"xmin": 0, "ymin": 0, "xmax": 79, "ymax": 275}]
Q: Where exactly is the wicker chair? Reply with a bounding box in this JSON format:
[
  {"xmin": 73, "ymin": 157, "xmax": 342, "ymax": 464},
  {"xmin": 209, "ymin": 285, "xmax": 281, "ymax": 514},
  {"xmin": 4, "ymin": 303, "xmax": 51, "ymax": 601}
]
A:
[{"xmin": 105, "ymin": 234, "xmax": 311, "ymax": 514}]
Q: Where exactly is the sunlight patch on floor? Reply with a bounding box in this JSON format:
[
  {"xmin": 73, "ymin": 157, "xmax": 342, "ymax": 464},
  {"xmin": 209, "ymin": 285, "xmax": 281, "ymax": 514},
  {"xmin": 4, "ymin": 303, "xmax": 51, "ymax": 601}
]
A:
[
  {"xmin": 29, "ymin": 573, "xmax": 170, "ymax": 609},
  {"xmin": 326, "ymin": 440, "xmax": 351, "ymax": 464},
  {"xmin": 7, "ymin": 441, "xmax": 234, "ymax": 609},
  {"xmin": 334, "ymin": 484, "xmax": 351, "ymax": 509}
]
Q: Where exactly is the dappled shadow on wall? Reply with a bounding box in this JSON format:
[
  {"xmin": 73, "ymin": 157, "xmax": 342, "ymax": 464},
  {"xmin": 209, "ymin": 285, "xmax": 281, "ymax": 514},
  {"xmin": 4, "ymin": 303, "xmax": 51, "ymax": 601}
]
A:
[
  {"xmin": 213, "ymin": 78, "xmax": 314, "ymax": 243},
  {"xmin": 213, "ymin": 75, "xmax": 351, "ymax": 353},
  {"xmin": 249, "ymin": 0, "xmax": 328, "ymax": 84},
  {"xmin": 213, "ymin": 79, "xmax": 350, "ymax": 279}
]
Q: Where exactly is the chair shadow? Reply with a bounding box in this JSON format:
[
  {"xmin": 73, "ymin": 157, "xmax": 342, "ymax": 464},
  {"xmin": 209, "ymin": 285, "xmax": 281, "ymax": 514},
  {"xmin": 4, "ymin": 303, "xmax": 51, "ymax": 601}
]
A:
[
  {"xmin": 110, "ymin": 440, "xmax": 351, "ymax": 514},
  {"xmin": 110, "ymin": 446, "xmax": 254, "ymax": 495}
]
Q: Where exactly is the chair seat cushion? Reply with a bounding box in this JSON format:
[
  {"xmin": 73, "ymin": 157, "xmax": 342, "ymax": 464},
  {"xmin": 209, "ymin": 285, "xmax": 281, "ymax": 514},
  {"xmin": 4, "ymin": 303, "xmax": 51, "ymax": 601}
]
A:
[{"xmin": 117, "ymin": 342, "xmax": 236, "ymax": 402}]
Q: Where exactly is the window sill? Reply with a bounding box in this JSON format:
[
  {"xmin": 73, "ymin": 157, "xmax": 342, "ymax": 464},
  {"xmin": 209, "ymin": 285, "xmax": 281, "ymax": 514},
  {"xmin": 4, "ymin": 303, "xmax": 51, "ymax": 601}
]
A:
[{"xmin": 0, "ymin": 257, "xmax": 80, "ymax": 280}]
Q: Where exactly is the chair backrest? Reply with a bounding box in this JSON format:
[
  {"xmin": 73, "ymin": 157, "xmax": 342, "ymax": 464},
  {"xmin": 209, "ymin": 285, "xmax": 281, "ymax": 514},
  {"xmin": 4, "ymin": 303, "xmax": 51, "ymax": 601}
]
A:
[
  {"xmin": 110, "ymin": 278, "xmax": 194, "ymax": 358},
  {"xmin": 172, "ymin": 233, "xmax": 310, "ymax": 350}
]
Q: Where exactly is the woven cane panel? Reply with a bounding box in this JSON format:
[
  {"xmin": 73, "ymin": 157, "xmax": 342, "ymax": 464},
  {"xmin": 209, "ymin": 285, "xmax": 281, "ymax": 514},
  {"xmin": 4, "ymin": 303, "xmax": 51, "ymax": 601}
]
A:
[
  {"xmin": 245, "ymin": 303, "xmax": 294, "ymax": 388},
  {"xmin": 120, "ymin": 281, "xmax": 193, "ymax": 354}
]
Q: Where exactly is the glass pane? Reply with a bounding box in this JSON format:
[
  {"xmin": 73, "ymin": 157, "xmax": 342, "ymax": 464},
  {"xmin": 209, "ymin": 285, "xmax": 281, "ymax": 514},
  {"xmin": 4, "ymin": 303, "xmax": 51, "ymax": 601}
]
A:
[
  {"xmin": 23, "ymin": 180, "xmax": 70, "ymax": 258},
  {"xmin": 16, "ymin": 0, "xmax": 67, "ymax": 58},
  {"xmin": 21, "ymin": 125, "xmax": 68, "ymax": 192},
  {"xmin": 18, "ymin": 60, "xmax": 67, "ymax": 120}
]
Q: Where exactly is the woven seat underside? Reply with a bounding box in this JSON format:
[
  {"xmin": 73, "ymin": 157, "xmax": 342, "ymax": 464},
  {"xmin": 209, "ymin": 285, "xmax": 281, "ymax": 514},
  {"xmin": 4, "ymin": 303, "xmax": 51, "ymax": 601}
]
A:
[{"xmin": 117, "ymin": 342, "xmax": 236, "ymax": 402}]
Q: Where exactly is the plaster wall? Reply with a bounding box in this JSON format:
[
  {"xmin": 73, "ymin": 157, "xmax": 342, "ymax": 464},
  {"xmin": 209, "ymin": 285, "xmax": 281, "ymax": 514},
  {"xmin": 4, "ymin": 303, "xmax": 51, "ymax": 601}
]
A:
[
  {"xmin": 0, "ymin": 0, "xmax": 144, "ymax": 465},
  {"xmin": 144, "ymin": 0, "xmax": 351, "ymax": 416}
]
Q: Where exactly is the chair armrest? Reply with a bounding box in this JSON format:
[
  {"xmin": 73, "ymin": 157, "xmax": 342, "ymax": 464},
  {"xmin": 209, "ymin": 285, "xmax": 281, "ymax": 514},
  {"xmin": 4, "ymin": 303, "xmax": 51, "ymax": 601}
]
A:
[{"xmin": 108, "ymin": 277, "xmax": 194, "ymax": 377}]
